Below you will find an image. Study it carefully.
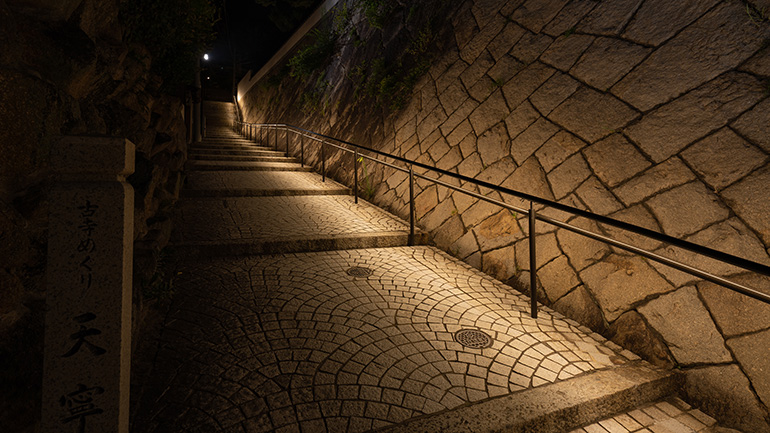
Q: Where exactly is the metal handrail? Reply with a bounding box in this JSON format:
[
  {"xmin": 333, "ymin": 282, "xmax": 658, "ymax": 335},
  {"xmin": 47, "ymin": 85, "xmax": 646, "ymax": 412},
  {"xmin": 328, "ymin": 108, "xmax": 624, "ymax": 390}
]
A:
[{"xmin": 233, "ymin": 120, "xmax": 770, "ymax": 317}]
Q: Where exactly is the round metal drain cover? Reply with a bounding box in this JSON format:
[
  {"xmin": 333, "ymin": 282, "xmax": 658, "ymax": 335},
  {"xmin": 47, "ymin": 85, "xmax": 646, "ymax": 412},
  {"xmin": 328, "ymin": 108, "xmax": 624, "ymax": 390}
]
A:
[
  {"xmin": 455, "ymin": 329, "xmax": 493, "ymax": 349},
  {"xmin": 346, "ymin": 266, "xmax": 373, "ymax": 277}
]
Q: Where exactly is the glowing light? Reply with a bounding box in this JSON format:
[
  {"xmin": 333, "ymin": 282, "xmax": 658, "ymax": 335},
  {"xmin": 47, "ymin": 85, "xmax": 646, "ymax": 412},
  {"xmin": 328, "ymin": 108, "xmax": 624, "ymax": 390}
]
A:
[
  {"xmin": 203, "ymin": 53, "xmax": 209, "ymax": 61},
  {"xmin": 237, "ymin": 94, "xmax": 241, "ymax": 102}
]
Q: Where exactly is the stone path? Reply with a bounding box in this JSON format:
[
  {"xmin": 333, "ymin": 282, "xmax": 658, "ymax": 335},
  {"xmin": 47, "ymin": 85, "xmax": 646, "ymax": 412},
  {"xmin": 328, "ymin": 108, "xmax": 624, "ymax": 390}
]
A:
[
  {"xmin": 131, "ymin": 102, "xmax": 727, "ymax": 433},
  {"xmin": 570, "ymin": 397, "xmax": 724, "ymax": 433}
]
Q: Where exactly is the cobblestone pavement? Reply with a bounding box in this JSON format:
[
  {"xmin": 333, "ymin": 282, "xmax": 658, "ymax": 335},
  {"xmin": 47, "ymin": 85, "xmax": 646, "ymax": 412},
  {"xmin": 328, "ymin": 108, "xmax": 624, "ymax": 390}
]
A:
[
  {"xmin": 183, "ymin": 171, "xmax": 350, "ymax": 197},
  {"xmin": 171, "ymin": 195, "xmax": 412, "ymax": 244},
  {"xmin": 133, "ymin": 246, "xmax": 634, "ymax": 433},
  {"xmin": 571, "ymin": 397, "xmax": 722, "ymax": 433}
]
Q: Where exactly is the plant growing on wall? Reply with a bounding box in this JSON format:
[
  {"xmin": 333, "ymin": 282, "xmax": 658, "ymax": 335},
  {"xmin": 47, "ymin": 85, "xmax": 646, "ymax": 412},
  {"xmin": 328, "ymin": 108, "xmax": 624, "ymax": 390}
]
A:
[{"xmin": 288, "ymin": 28, "xmax": 338, "ymax": 78}]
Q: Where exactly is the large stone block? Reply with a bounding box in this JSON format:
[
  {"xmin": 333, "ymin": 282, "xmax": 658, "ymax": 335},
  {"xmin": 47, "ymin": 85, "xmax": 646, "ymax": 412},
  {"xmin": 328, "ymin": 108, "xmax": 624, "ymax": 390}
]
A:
[
  {"xmin": 510, "ymin": 117, "xmax": 559, "ymax": 165},
  {"xmin": 625, "ymin": 73, "xmax": 765, "ymax": 162},
  {"xmin": 654, "ymin": 217, "xmax": 770, "ymax": 288},
  {"xmin": 540, "ymin": 34, "xmax": 595, "ymax": 72},
  {"xmin": 511, "ymin": 0, "xmax": 569, "ymax": 33},
  {"xmin": 607, "ymin": 311, "xmax": 673, "ymax": 368},
  {"xmin": 477, "ymin": 123, "xmax": 510, "ymax": 167},
  {"xmin": 613, "ymin": 157, "xmax": 696, "ymax": 206},
  {"xmin": 481, "ymin": 244, "xmax": 517, "ymax": 282},
  {"xmin": 731, "ymin": 98, "xmax": 770, "ymax": 153},
  {"xmin": 579, "ymin": 0, "xmax": 645, "ymax": 36},
  {"xmin": 722, "ymin": 165, "xmax": 770, "ymax": 245},
  {"xmin": 581, "ymin": 255, "xmax": 674, "ymax": 322},
  {"xmin": 514, "ymin": 232, "xmax": 561, "ymax": 272},
  {"xmin": 431, "ymin": 215, "xmax": 465, "ymax": 250},
  {"xmin": 546, "ymin": 153, "xmax": 591, "ymax": 199},
  {"xmin": 622, "ymin": 0, "xmax": 719, "ymax": 46},
  {"xmin": 504, "ymin": 101, "xmax": 539, "ymax": 140},
  {"xmin": 442, "ymin": 100, "xmax": 479, "ymax": 139},
  {"xmin": 438, "ymin": 82, "xmax": 470, "ymax": 117},
  {"xmin": 583, "ymin": 134, "xmax": 650, "ymax": 187},
  {"xmin": 459, "ymin": 50, "xmax": 495, "ymax": 91},
  {"xmin": 510, "ymin": 31, "xmax": 554, "ymax": 64},
  {"xmin": 457, "ymin": 152, "xmax": 484, "ymax": 179},
  {"xmin": 535, "ymin": 131, "xmax": 586, "ymax": 173},
  {"xmin": 461, "ymin": 198, "xmax": 501, "ymax": 229},
  {"xmin": 570, "ymin": 37, "xmax": 651, "ymax": 91},
  {"xmin": 548, "ymin": 87, "xmax": 638, "ymax": 143},
  {"xmin": 529, "ymin": 72, "xmax": 580, "ymax": 116},
  {"xmin": 474, "ymin": 210, "xmax": 522, "ymax": 252},
  {"xmin": 727, "ymin": 329, "xmax": 770, "ymax": 407},
  {"xmin": 469, "ymin": 90, "xmax": 509, "ymax": 136},
  {"xmin": 699, "ymin": 274, "xmax": 770, "ymax": 338},
  {"xmin": 553, "ymin": 286, "xmax": 606, "ymax": 333},
  {"xmin": 638, "ymin": 286, "xmax": 732, "ymax": 365},
  {"xmin": 537, "ymin": 255, "xmax": 579, "ymax": 302},
  {"xmin": 574, "ymin": 177, "xmax": 622, "ymax": 216},
  {"xmin": 487, "ymin": 23, "xmax": 527, "ymax": 61},
  {"xmin": 451, "ymin": 229, "xmax": 480, "ymax": 260},
  {"xmin": 501, "ymin": 62, "xmax": 555, "ymax": 109},
  {"xmin": 684, "ymin": 365, "xmax": 770, "ymax": 432},
  {"xmin": 477, "ymin": 157, "xmax": 518, "ymax": 187},
  {"xmin": 501, "ymin": 156, "xmax": 554, "ymax": 209},
  {"xmin": 541, "ymin": 0, "xmax": 597, "ymax": 37},
  {"xmin": 646, "ymin": 182, "xmax": 730, "ymax": 238},
  {"xmin": 682, "ymin": 128, "xmax": 767, "ymax": 190},
  {"xmin": 555, "ymin": 219, "xmax": 609, "ymax": 271},
  {"xmin": 612, "ymin": 2, "xmax": 767, "ymax": 112},
  {"xmin": 459, "ymin": 11, "xmax": 507, "ymax": 64}
]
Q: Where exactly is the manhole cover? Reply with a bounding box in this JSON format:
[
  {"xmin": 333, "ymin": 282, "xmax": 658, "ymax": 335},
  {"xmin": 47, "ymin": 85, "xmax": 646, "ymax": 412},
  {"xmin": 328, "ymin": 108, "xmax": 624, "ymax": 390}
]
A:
[
  {"xmin": 346, "ymin": 266, "xmax": 373, "ymax": 277},
  {"xmin": 455, "ymin": 329, "xmax": 493, "ymax": 349}
]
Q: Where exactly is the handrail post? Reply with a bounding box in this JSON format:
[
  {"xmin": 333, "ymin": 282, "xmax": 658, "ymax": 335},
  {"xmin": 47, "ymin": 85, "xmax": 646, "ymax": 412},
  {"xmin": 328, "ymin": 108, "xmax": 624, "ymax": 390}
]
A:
[
  {"xmin": 285, "ymin": 127, "xmax": 289, "ymax": 157},
  {"xmin": 300, "ymin": 135, "xmax": 304, "ymax": 167},
  {"xmin": 529, "ymin": 201, "xmax": 538, "ymax": 319},
  {"xmin": 409, "ymin": 164, "xmax": 415, "ymax": 246},
  {"xmin": 321, "ymin": 140, "xmax": 326, "ymax": 182},
  {"xmin": 274, "ymin": 126, "xmax": 277, "ymax": 150},
  {"xmin": 354, "ymin": 149, "xmax": 359, "ymax": 204}
]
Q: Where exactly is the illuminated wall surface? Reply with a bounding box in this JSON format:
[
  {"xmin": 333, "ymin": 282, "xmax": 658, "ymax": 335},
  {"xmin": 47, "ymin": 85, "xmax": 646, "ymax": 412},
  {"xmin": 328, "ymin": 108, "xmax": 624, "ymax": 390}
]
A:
[{"xmin": 238, "ymin": 0, "xmax": 770, "ymax": 430}]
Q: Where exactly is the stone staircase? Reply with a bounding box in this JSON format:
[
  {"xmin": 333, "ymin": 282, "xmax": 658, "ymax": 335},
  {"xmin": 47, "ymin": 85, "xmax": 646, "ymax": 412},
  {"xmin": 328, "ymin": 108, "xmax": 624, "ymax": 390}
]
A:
[{"xmin": 130, "ymin": 101, "xmax": 734, "ymax": 433}]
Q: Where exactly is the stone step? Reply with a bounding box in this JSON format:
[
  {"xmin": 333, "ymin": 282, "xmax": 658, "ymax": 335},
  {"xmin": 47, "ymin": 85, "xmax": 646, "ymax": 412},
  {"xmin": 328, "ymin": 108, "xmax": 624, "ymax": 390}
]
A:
[
  {"xmin": 181, "ymin": 171, "xmax": 351, "ymax": 198},
  {"xmin": 185, "ymin": 160, "xmax": 312, "ymax": 171},
  {"xmin": 170, "ymin": 195, "xmax": 427, "ymax": 256},
  {"xmin": 571, "ymin": 396, "xmax": 725, "ymax": 433},
  {"xmin": 187, "ymin": 153, "xmax": 295, "ymax": 163},
  {"xmin": 379, "ymin": 364, "xmax": 681, "ymax": 433},
  {"xmin": 189, "ymin": 148, "xmax": 285, "ymax": 156},
  {"xmin": 192, "ymin": 144, "xmax": 275, "ymax": 151}
]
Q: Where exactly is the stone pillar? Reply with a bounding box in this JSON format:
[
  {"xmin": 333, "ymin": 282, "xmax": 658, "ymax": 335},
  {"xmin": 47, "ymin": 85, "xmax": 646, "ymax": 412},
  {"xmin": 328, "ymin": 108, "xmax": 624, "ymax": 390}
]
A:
[{"xmin": 42, "ymin": 137, "xmax": 135, "ymax": 433}]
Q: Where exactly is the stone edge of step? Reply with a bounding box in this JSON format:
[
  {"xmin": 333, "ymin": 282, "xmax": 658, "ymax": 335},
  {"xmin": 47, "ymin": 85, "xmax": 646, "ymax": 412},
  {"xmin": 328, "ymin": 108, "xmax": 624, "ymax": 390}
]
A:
[
  {"xmin": 373, "ymin": 363, "xmax": 682, "ymax": 433},
  {"xmin": 170, "ymin": 231, "xmax": 430, "ymax": 257}
]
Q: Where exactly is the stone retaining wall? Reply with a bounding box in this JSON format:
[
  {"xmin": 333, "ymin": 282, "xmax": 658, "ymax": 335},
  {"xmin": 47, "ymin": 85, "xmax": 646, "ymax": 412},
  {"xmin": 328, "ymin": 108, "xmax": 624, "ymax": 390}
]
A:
[{"xmin": 238, "ymin": 0, "xmax": 770, "ymax": 430}]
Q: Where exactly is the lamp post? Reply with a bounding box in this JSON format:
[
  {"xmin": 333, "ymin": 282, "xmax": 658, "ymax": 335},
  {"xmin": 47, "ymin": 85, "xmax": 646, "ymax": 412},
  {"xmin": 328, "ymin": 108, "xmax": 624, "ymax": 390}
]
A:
[{"xmin": 193, "ymin": 53, "xmax": 209, "ymax": 143}]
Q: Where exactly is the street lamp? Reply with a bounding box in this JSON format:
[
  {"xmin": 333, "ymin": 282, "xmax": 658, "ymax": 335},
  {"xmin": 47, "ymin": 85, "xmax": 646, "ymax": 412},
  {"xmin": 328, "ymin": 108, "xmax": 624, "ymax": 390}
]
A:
[{"xmin": 194, "ymin": 53, "xmax": 209, "ymax": 143}]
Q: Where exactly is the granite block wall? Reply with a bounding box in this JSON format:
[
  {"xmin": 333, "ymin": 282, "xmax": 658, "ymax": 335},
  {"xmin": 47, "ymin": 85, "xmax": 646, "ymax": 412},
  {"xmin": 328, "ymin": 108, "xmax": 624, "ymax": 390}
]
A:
[{"xmin": 239, "ymin": 0, "xmax": 770, "ymax": 430}]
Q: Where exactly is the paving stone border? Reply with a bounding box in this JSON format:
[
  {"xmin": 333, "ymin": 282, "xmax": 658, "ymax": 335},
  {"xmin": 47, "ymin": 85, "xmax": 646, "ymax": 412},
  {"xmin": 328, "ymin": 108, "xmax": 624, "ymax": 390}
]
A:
[{"xmin": 238, "ymin": 0, "xmax": 770, "ymax": 430}]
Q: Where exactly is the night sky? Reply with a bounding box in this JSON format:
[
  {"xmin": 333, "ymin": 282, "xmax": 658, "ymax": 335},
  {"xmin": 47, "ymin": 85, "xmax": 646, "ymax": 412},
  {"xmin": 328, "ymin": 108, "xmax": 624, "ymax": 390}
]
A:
[{"xmin": 204, "ymin": 0, "xmax": 324, "ymax": 86}]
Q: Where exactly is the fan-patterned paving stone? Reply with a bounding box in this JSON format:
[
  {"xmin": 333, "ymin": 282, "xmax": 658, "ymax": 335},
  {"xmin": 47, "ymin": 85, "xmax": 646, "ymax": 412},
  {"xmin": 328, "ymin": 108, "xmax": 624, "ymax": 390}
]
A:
[
  {"xmin": 134, "ymin": 246, "xmax": 630, "ymax": 433},
  {"xmin": 172, "ymin": 195, "xmax": 410, "ymax": 244}
]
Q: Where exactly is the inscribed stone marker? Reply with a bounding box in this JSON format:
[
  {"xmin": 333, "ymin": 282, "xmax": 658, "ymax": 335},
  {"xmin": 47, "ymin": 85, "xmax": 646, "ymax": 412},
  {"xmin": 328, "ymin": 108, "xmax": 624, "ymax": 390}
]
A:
[{"xmin": 42, "ymin": 137, "xmax": 135, "ymax": 433}]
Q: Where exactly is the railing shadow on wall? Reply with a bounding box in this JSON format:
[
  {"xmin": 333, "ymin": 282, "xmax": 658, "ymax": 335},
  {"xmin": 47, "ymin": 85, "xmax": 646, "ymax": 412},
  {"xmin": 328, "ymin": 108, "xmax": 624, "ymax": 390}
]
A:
[{"xmin": 234, "ymin": 120, "xmax": 770, "ymax": 319}]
